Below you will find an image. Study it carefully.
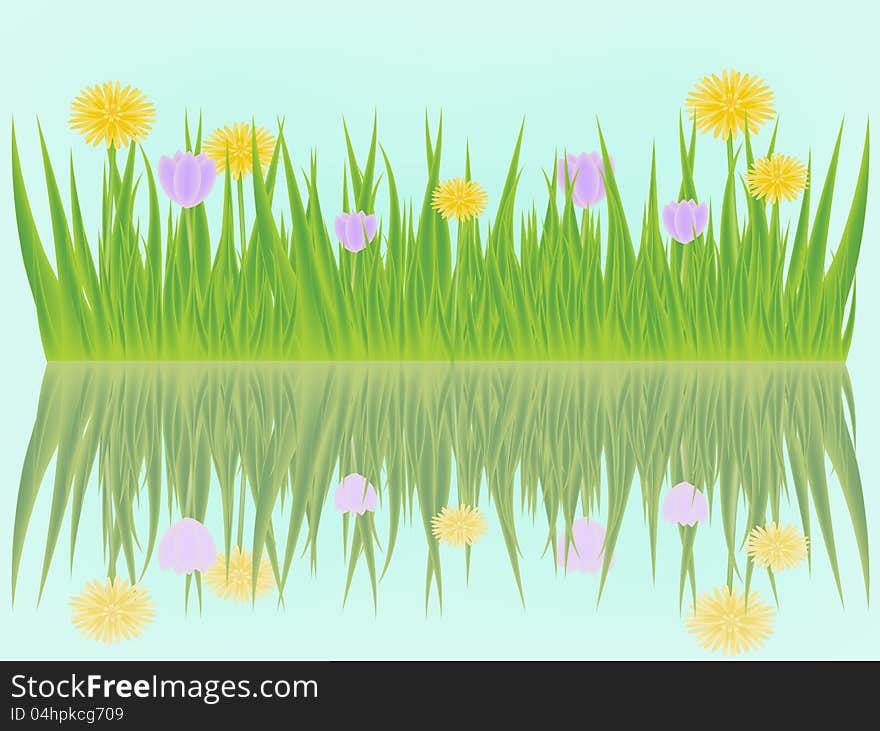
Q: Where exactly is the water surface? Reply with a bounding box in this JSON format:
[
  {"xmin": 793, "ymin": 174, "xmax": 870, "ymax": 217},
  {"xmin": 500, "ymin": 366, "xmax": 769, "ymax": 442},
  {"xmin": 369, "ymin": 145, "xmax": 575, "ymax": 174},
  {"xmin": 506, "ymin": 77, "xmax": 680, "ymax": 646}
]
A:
[{"xmin": 2, "ymin": 362, "xmax": 876, "ymax": 659}]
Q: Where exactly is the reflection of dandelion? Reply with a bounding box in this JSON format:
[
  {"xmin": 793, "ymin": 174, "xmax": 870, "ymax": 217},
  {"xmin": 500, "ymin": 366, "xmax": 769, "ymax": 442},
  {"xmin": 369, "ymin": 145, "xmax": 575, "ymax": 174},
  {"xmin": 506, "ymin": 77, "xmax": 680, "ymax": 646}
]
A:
[
  {"xmin": 686, "ymin": 70, "xmax": 775, "ymax": 140},
  {"xmin": 69, "ymin": 578, "xmax": 155, "ymax": 644},
  {"xmin": 203, "ymin": 546, "xmax": 275, "ymax": 603},
  {"xmin": 69, "ymin": 81, "xmax": 155, "ymax": 149},
  {"xmin": 747, "ymin": 522, "xmax": 808, "ymax": 572},
  {"xmin": 431, "ymin": 178, "xmax": 487, "ymax": 221},
  {"xmin": 686, "ymin": 586, "xmax": 775, "ymax": 656},
  {"xmin": 431, "ymin": 505, "xmax": 487, "ymax": 547},
  {"xmin": 201, "ymin": 122, "xmax": 275, "ymax": 180}
]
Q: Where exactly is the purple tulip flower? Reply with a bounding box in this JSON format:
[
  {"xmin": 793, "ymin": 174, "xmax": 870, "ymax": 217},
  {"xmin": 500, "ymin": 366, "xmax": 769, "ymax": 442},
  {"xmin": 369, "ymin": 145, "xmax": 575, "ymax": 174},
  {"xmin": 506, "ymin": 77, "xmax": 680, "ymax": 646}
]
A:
[
  {"xmin": 662, "ymin": 199, "xmax": 709, "ymax": 244},
  {"xmin": 334, "ymin": 211, "xmax": 377, "ymax": 253},
  {"xmin": 556, "ymin": 518, "xmax": 615, "ymax": 574},
  {"xmin": 556, "ymin": 151, "xmax": 613, "ymax": 208},
  {"xmin": 157, "ymin": 151, "xmax": 217, "ymax": 208},
  {"xmin": 158, "ymin": 518, "xmax": 217, "ymax": 575},
  {"xmin": 662, "ymin": 482, "xmax": 709, "ymax": 526},
  {"xmin": 334, "ymin": 473, "xmax": 378, "ymax": 515}
]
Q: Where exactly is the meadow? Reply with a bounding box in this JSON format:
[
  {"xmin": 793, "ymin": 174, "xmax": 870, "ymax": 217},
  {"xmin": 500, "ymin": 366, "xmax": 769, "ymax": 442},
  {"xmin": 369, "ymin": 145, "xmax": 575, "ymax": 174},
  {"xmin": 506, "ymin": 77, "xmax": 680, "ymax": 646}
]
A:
[{"xmin": 11, "ymin": 90, "xmax": 869, "ymax": 360}]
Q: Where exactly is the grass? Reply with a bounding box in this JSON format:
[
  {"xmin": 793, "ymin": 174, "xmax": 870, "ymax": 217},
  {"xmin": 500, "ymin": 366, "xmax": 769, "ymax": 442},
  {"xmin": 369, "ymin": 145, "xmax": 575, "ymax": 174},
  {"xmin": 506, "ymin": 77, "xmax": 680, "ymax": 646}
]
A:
[
  {"xmin": 11, "ymin": 116, "xmax": 869, "ymax": 360},
  {"xmin": 12, "ymin": 363, "xmax": 868, "ymax": 612}
]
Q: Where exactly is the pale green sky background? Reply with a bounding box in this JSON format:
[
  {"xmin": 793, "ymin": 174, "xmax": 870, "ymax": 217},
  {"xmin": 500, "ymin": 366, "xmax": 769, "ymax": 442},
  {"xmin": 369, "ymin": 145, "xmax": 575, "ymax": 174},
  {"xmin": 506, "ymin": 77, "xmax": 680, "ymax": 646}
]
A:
[
  {"xmin": 1, "ymin": 0, "xmax": 877, "ymax": 363},
  {"xmin": 0, "ymin": 0, "xmax": 878, "ymax": 658}
]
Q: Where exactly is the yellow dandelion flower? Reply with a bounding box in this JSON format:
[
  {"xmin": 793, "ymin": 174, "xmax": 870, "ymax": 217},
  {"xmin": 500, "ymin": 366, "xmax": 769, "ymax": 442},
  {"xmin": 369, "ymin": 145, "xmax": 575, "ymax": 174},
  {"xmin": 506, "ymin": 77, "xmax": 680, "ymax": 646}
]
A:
[
  {"xmin": 201, "ymin": 122, "xmax": 275, "ymax": 180},
  {"xmin": 745, "ymin": 154, "xmax": 809, "ymax": 204},
  {"xmin": 431, "ymin": 178, "xmax": 488, "ymax": 221},
  {"xmin": 69, "ymin": 81, "xmax": 155, "ymax": 149},
  {"xmin": 747, "ymin": 522, "xmax": 809, "ymax": 572},
  {"xmin": 203, "ymin": 546, "xmax": 275, "ymax": 603},
  {"xmin": 431, "ymin": 504, "xmax": 488, "ymax": 547},
  {"xmin": 686, "ymin": 586, "xmax": 775, "ymax": 656},
  {"xmin": 686, "ymin": 70, "xmax": 775, "ymax": 140},
  {"xmin": 69, "ymin": 577, "xmax": 155, "ymax": 644}
]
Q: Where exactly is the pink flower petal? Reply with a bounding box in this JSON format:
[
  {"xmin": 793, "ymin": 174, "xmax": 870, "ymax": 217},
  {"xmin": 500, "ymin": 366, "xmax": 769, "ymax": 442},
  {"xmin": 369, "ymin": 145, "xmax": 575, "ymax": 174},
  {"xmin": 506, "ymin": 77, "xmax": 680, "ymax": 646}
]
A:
[
  {"xmin": 172, "ymin": 153, "xmax": 202, "ymax": 208},
  {"xmin": 158, "ymin": 518, "xmax": 216, "ymax": 575},
  {"xmin": 572, "ymin": 155, "xmax": 601, "ymax": 208},
  {"xmin": 662, "ymin": 482, "xmax": 708, "ymax": 526},
  {"xmin": 556, "ymin": 518, "xmax": 614, "ymax": 574},
  {"xmin": 362, "ymin": 213, "xmax": 377, "ymax": 243},
  {"xmin": 334, "ymin": 213, "xmax": 350, "ymax": 245},
  {"xmin": 694, "ymin": 202, "xmax": 709, "ymax": 237},
  {"xmin": 157, "ymin": 155, "xmax": 177, "ymax": 201},
  {"xmin": 673, "ymin": 202, "xmax": 697, "ymax": 243},
  {"xmin": 344, "ymin": 214, "xmax": 367, "ymax": 252},
  {"xmin": 662, "ymin": 202, "xmax": 678, "ymax": 240},
  {"xmin": 334, "ymin": 473, "xmax": 378, "ymax": 514},
  {"xmin": 194, "ymin": 154, "xmax": 217, "ymax": 206}
]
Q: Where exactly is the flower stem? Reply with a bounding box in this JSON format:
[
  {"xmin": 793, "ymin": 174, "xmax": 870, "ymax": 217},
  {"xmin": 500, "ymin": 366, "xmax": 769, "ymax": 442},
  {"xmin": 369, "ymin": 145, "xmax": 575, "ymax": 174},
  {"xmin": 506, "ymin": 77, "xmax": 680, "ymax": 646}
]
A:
[
  {"xmin": 236, "ymin": 177, "xmax": 246, "ymax": 256},
  {"xmin": 185, "ymin": 470, "xmax": 194, "ymax": 518},
  {"xmin": 185, "ymin": 208, "xmax": 195, "ymax": 262},
  {"xmin": 236, "ymin": 469, "xmax": 246, "ymax": 548},
  {"xmin": 107, "ymin": 145, "xmax": 117, "ymax": 201}
]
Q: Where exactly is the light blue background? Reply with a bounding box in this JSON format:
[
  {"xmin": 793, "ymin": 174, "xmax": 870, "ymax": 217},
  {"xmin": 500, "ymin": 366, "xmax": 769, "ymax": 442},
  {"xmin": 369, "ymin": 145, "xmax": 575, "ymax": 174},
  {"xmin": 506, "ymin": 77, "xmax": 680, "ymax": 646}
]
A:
[{"xmin": 0, "ymin": 0, "xmax": 877, "ymax": 658}]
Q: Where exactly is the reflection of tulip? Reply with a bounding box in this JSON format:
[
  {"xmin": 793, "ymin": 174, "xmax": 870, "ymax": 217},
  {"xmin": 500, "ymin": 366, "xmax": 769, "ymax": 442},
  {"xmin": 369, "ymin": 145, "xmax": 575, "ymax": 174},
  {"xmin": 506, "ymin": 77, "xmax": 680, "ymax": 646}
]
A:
[
  {"xmin": 556, "ymin": 518, "xmax": 614, "ymax": 574},
  {"xmin": 334, "ymin": 473, "xmax": 378, "ymax": 515},
  {"xmin": 157, "ymin": 151, "xmax": 217, "ymax": 208},
  {"xmin": 158, "ymin": 518, "xmax": 217, "ymax": 575},
  {"xmin": 556, "ymin": 151, "xmax": 612, "ymax": 208},
  {"xmin": 662, "ymin": 199, "xmax": 709, "ymax": 244},
  {"xmin": 662, "ymin": 482, "xmax": 708, "ymax": 526},
  {"xmin": 334, "ymin": 211, "xmax": 377, "ymax": 253}
]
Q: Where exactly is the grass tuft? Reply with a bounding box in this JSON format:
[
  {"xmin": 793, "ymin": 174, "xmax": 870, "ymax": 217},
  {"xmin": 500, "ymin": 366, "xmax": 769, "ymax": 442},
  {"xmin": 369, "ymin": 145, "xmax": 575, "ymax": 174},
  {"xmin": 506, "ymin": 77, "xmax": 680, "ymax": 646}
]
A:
[{"xmin": 11, "ymin": 119, "xmax": 869, "ymax": 360}]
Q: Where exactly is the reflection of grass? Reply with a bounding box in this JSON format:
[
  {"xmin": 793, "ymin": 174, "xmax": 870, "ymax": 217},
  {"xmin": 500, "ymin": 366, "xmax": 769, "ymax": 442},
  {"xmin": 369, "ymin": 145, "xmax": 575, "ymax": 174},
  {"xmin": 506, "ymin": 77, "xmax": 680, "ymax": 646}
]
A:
[
  {"xmin": 12, "ymin": 118, "xmax": 868, "ymax": 359},
  {"xmin": 12, "ymin": 364, "xmax": 868, "ymax": 611}
]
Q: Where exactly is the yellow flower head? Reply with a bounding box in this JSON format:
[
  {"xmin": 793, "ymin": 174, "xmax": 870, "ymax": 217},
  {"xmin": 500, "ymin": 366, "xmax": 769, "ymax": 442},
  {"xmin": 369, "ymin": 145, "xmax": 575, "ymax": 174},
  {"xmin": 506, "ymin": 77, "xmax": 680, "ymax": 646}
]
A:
[
  {"xmin": 686, "ymin": 70, "xmax": 775, "ymax": 140},
  {"xmin": 746, "ymin": 522, "xmax": 808, "ymax": 571},
  {"xmin": 686, "ymin": 586, "xmax": 775, "ymax": 656},
  {"xmin": 201, "ymin": 122, "xmax": 275, "ymax": 180},
  {"xmin": 431, "ymin": 504, "xmax": 488, "ymax": 547},
  {"xmin": 69, "ymin": 81, "xmax": 155, "ymax": 149},
  {"xmin": 69, "ymin": 577, "xmax": 155, "ymax": 644},
  {"xmin": 745, "ymin": 154, "xmax": 809, "ymax": 204},
  {"xmin": 203, "ymin": 546, "xmax": 275, "ymax": 603},
  {"xmin": 431, "ymin": 178, "xmax": 488, "ymax": 222}
]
